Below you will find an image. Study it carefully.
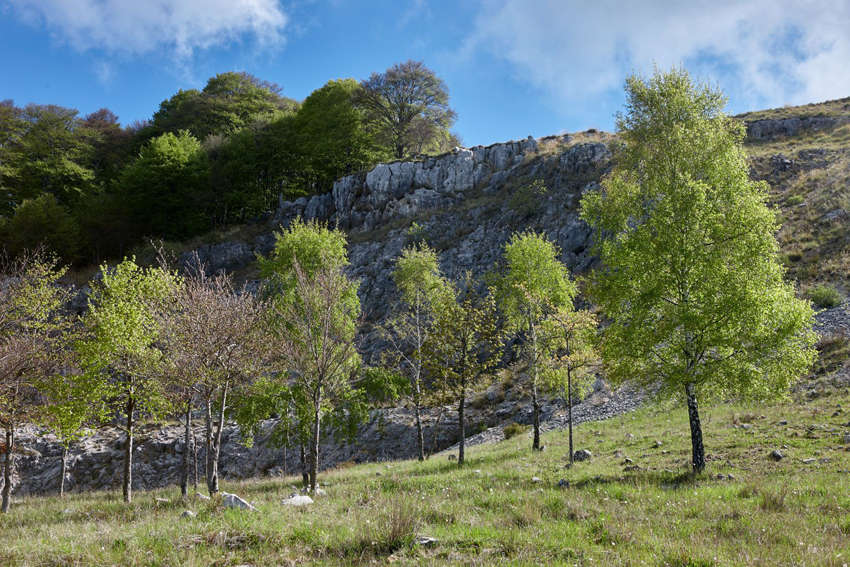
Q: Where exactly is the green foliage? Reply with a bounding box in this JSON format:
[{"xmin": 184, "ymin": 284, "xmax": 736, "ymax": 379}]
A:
[
  {"xmin": 77, "ymin": 258, "xmax": 176, "ymax": 421},
  {"xmin": 0, "ymin": 251, "xmax": 71, "ymax": 426},
  {"xmin": 118, "ymin": 130, "xmax": 209, "ymax": 240},
  {"xmin": 393, "ymin": 243, "xmax": 448, "ymax": 309},
  {"xmin": 39, "ymin": 369, "xmax": 109, "ymax": 449},
  {"xmin": 0, "ymin": 102, "xmax": 96, "ymax": 217},
  {"xmin": 424, "ymin": 273, "xmax": 502, "ymax": 413},
  {"xmin": 294, "ymin": 79, "xmax": 389, "ymax": 191},
  {"xmin": 580, "ymin": 65, "xmax": 817, "ymax": 403},
  {"xmin": 540, "ymin": 308, "xmax": 598, "ymax": 401},
  {"xmin": 355, "ymin": 60, "xmax": 457, "ymax": 159},
  {"xmin": 507, "ymin": 179, "xmax": 548, "ymax": 217},
  {"xmin": 149, "ymin": 72, "xmax": 297, "ymax": 141},
  {"xmin": 259, "ymin": 217, "xmax": 350, "ymax": 303},
  {"xmin": 1, "ymin": 194, "xmax": 82, "ymax": 264},
  {"xmin": 359, "ymin": 367, "xmax": 410, "ymax": 405},
  {"xmin": 807, "ymin": 284, "xmax": 842, "ymax": 308},
  {"xmin": 493, "ymin": 230, "xmax": 576, "ymax": 332},
  {"xmin": 786, "ymin": 194, "xmax": 804, "ymax": 207},
  {"xmin": 503, "ymin": 422, "xmax": 530, "ymax": 440}
]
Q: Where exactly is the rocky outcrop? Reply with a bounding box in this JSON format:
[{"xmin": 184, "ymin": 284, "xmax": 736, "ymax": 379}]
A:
[{"xmin": 745, "ymin": 116, "xmax": 849, "ymax": 141}]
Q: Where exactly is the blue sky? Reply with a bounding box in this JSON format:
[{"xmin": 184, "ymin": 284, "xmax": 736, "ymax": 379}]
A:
[{"xmin": 2, "ymin": 0, "xmax": 849, "ymax": 147}]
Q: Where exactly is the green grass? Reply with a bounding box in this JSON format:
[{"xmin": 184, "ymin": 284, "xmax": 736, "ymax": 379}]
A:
[{"xmin": 3, "ymin": 392, "xmax": 849, "ymax": 566}]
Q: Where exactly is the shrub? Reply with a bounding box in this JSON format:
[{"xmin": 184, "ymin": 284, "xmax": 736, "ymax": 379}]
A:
[
  {"xmin": 786, "ymin": 194, "xmax": 804, "ymax": 206},
  {"xmin": 808, "ymin": 285, "xmax": 843, "ymax": 308},
  {"xmin": 503, "ymin": 423, "xmax": 530, "ymax": 440}
]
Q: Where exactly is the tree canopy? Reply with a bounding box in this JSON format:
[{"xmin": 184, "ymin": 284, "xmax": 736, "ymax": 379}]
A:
[
  {"xmin": 580, "ymin": 66, "xmax": 817, "ymax": 473},
  {"xmin": 355, "ymin": 60, "xmax": 457, "ymax": 159}
]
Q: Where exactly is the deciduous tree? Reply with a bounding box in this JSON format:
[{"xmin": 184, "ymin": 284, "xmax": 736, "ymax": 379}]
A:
[
  {"xmin": 0, "ymin": 250, "xmax": 71, "ymax": 512},
  {"xmin": 424, "ymin": 273, "xmax": 501, "ymax": 467},
  {"xmin": 76, "ymin": 258, "xmax": 175, "ymax": 502},
  {"xmin": 355, "ymin": 60, "xmax": 457, "ymax": 159},
  {"xmin": 492, "ymin": 231, "xmax": 576, "ymax": 451},
  {"xmin": 580, "ymin": 66, "xmax": 817, "ymax": 474},
  {"xmin": 383, "ymin": 242, "xmax": 448, "ymax": 461}
]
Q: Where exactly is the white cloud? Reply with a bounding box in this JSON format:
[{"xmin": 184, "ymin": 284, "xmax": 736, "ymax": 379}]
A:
[
  {"xmin": 9, "ymin": 0, "xmax": 288, "ymax": 60},
  {"xmin": 465, "ymin": 0, "xmax": 850, "ymax": 121}
]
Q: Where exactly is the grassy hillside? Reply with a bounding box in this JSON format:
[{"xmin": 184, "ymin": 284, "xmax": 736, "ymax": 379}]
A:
[{"xmin": 2, "ymin": 391, "xmax": 848, "ymax": 566}]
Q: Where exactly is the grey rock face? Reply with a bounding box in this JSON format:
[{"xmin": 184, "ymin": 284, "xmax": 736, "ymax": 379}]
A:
[{"xmin": 745, "ymin": 116, "xmax": 848, "ymax": 141}]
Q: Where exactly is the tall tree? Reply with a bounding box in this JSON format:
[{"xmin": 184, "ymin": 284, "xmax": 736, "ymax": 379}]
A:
[
  {"xmin": 77, "ymin": 258, "xmax": 175, "ymax": 502},
  {"xmin": 541, "ymin": 307, "xmax": 597, "ymax": 465},
  {"xmin": 580, "ymin": 66, "xmax": 817, "ymax": 474},
  {"xmin": 492, "ymin": 231, "xmax": 576, "ymax": 451},
  {"xmin": 0, "ymin": 103, "xmax": 96, "ymax": 216},
  {"xmin": 383, "ymin": 242, "xmax": 448, "ymax": 461},
  {"xmin": 355, "ymin": 60, "xmax": 457, "ymax": 159},
  {"xmin": 0, "ymin": 250, "xmax": 71, "ymax": 513},
  {"xmin": 424, "ymin": 274, "xmax": 501, "ymax": 467},
  {"xmin": 259, "ymin": 218, "xmax": 361, "ymax": 493},
  {"xmin": 163, "ymin": 262, "xmax": 263, "ymax": 497},
  {"xmin": 118, "ymin": 130, "xmax": 209, "ymax": 240},
  {"xmin": 294, "ymin": 79, "xmax": 388, "ymax": 191},
  {"xmin": 149, "ymin": 72, "xmax": 297, "ymax": 141}
]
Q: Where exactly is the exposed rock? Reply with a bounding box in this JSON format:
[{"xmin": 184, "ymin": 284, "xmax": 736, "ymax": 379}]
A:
[
  {"xmin": 181, "ymin": 510, "xmax": 196, "ymax": 518},
  {"xmin": 745, "ymin": 116, "xmax": 849, "ymax": 141},
  {"xmin": 770, "ymin": 450, "xmax": 784, "ymax": 462},
  {"xmin": 573, "ymin": 449, "xmax": 592, "ymax": 462},
  {"xmin": 195, "ymin": 492, "xmax": 211, "ymax": 501},
  {"xmin": 414, "ymin": 535, "xmax": 439, "ymax": 548},
  {"xmin": 282, "ymin": 494, "xmax": 314, "ymax": 506},
  {"xmin": 222, "ymin": 492, "xmax": 256, "ymax": 511},
  {"xmin": 557, "ymin": 479, "xmax": 570, "ymax": 489}
]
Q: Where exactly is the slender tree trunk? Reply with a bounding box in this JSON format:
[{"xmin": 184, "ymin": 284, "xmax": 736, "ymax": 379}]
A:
[
  {"xmin": 205, "ymin": 398, "xmax": 213, "ymax": 494},
  {"xmin": 685, "ymin": 382, "xmax": 706, "ymax": 474},
  {"xmin": 192, "ymin": 432, "xmax": 198, "ymax": 491},
  {"xmin": 123, "ymin": 398, "xmax": 135, "ymax": 504},
  {"xmin": 310, "ymin": 407, "xmax": 321, "ymax": 493},
  {"xmin": 181, "ymin": 401, "xmax": 191, "ymax": 500},
  {"xmin": 428, "ymin": 407, "xmax": 444, "ymax": 459},
  {"xmin": 2, "ymin": 426, "xmax": 14, "ymax": 513},
  {"xmin": 458, "ymin": 392, "xmax": 465, "ymax": 467},
  {"xmin": 414, "ymin": 401, "xmax": 425, "ymax": 462},
  {"xmin": 568, "ymin": 369, "xmax": 574, "ymax": 465},
  {"xmin": 208, "ymin": 386, "xmax": 228, "ymax": 495},
  {"xmin": 300, "ymin": 443, "xmax": 309, "ymax": 486},
  {"xmin": 531, "ymin": 324, "xmax": 541, "ymax": 451},
  {"xmin": 60, "ymin": 445, "xmax": 68, "ymax": 497}
]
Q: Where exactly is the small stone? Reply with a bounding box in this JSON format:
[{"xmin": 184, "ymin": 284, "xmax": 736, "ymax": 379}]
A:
[
  {"xmin": 770, "ymin": 450, "xmax": 784, "ymax": 462},
  {"xmin": 282, "ymin": 495, "xmax": 314, "ymax": 506},
  {"xmin": 194, "ymin": 492, "xmax": 211, "ymax": 501},
  {"xmin": 375, "ymin": 472, "xmax": 383, "ymax": 477},
  {"xmin": 843, "ymin": 433, "xmax": 850, "ymax": 444},
  {"xmin": 414, "ymin": 535, "xmax": 439, "ymax": 548},
  {"xmin": 531, "ymin": 477, "xmax": 543, "ymax": 483},
  {"xmin": 654, "ymin": 440, "xmax": 663, "ymax": 448},
  {"xmin": 782, "ymin": 444, "xmax": 789, "ymax": 449},
  {"xmin": 155, "ymin": 498, "xmax": 170, "ymax": 504},
  {"xmin": 538, "ymin": 445, "xmax": 546, "ymax": 452},
  {"xmin": 557, "ymin": 479, "xmax": 570, "ymax": 489},
  {"xmin": 727, "ymin": 473, "xmax": 735, "ymax": 481},
  {"xmin": 802, "ymin": 458, "xmax": 816, "ymax": 464},
  {"xmin": 622, "ymin": 458, "xmax": 634, "ymax": 465},
  {"xmin": 221, "ymin": 492, "xmax": 256, "ymax": 511},
  {"xmin": 741, "ymin": 424, "xmax": 752, "ymax": 430},
  {"xmin": 624, "ymin": 465, "xmax": 641, "ymax": 472},
  {"xmin": 181, "ymin": 510, "xmax": 196, "ymax": 518},
  {"xmin": 573, "ymin": 449, "xmax": 592, "ymax": 462},
  {"xmin": 779, "ymin": 420, "xmax": 788, "ymax": 426},
  {"xmin": 447, "ymin": 454, "xmax": 457, "ymax": 461},
  {"xmin": 716, "ymin": 473, "xmax": 726, "ymax": 480}
]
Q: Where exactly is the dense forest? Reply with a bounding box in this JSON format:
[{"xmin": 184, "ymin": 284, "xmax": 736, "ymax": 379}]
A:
[{"xmin": 0, "ymin": 61, "xmax": 459, "ymax": 266}]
